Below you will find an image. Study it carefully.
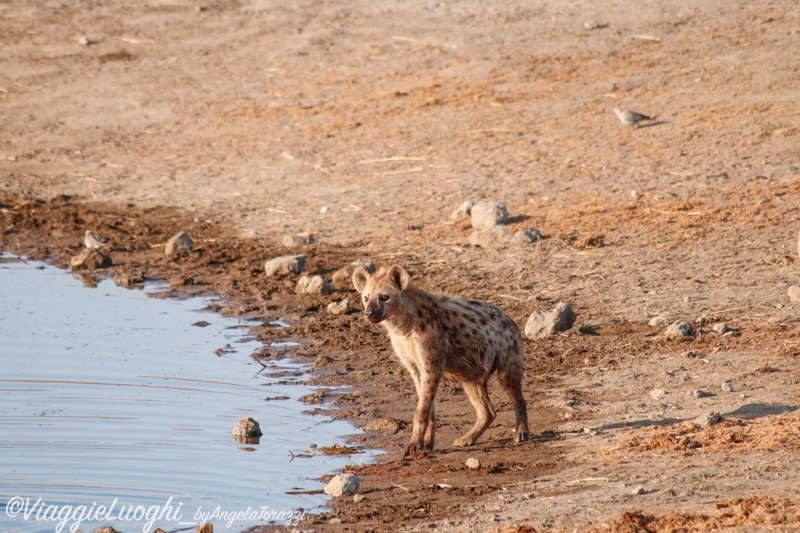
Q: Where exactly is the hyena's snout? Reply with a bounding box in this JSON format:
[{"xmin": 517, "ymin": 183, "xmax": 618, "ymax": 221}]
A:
[{"xmin": 364, "ymin": 302, "xmax": 385, "ymax": 323}]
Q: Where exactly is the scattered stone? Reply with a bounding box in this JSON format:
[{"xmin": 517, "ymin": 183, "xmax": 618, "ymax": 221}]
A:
[
  {"xmin": 165, "ymin": 231, "xmax": 193, "ymax": 256},
  {"xmin": 114, "ymin": 270, "xmax": 146, "ymax": 288},
  {"xmin": 69, "ymin": 248, "xmax": 112, "ymax": 270},
  {"xmin": 788, "ymin": 285, "xmax": 800, "ymax": 303},
  {"xmin": 712, "ymin": 322, "xmax": 732, "ymax": 334},
  {"xmin": 327, "ymin": 298, "xmax": 350, "ymax": 315},
  {"xmin": 353, "ymin": 494, "xmax": 364, "ymax": 503},
  {"xmin": 681, "ymin": 351, "xmax": 697, "ymax": 358},
  {"xmin": 690, "ymin": 389, "xmax": 707, "ymax": 399},
  {"xmin": 320, "ymin": 205, "xmax": 330, "ymax": 214},
  {"xmin": 196, "ymin": 524, "xmax": 213, "ymax": 533},
  {"xmin": 469, "ymin": 226, "xmax": 512, "ymax": 248},
  {"xmin": 470, "ymin": 202, "xmax": 509, "ymax": 229},
  {"xmin": 364, "ymin": 418, "xmax": 402, "ymax": 434},
  {"xmin": 465, "ymin": 457, "xmax": 481, "ymax": 470},
  {"xmin": 524, "ymin": 302, "xmax": 577, "ymax": 339},
  {"xmin": 331, "ymin": 259, "xmax": 375, "ymax": 286},
  {"xmin": 265, "ymin": 255, "xmax": 306, "ymax": 276},
  {"xmin": 664, "ymin": 320, "xmax": 694, "ymax": 338},
  {"xmin": 232, "ymin": 417, "xmax": 262, "ymax": 438},
  {"xmin": 450, "ymin": 200, "xmax": 475, "ymax": 220},
  {"xmin": 295, "ymin": 275, "xmax": 334, "ymax": 295},
  {"xmin": 648, "ymin": 316, "xmax": 669, "ymax": 328},
  {"xmin": 324, "ymin": 473, "xmax": 359, "ymax": 497},
  {"xmin": 511, "ymin": 228, "xmax": 542, "ymax": 245},
  {"xmin": 693, "ymin": 411, "xmax": 721, "ymax": 429},
  {"xmin": 78, "ymin": 35, "xmax": 92, "ymax": 46},
  {"xmin": 721, "ymin": 381, "xmax": 734, "ymax": 393},
  {"xmin": 193, "ymin": 216, "xmax": 205, "ymax": 223},
  {"xmin": 283, "ymin": 234, "xmax": 313, "ymax": 248},
  {"xmin": 650, "ymin": 388, "xmax": 668, "ymax": 400},
  {"xmin": 630, "ymin": 485, "xmax": 646, "ymax": 495}
]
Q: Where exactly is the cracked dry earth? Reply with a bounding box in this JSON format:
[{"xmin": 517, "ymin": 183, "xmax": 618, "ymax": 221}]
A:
[{"xmin": 3, "ymin": 0, "xmax": 800, "ymax": 531}]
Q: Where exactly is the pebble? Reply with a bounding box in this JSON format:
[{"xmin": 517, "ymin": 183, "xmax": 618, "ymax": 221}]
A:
[
  {"xmin": 788, "ymin": 285, "xmax": 800, "ymax": 303},
  {"xmin": 465, "ymin": 457, "xmax": 481, "ymax": 470},
  {"xmin": 232, "ymin": 417, "xmax": 262, "ymax": 437},
  {"xmin": 721, "ymin": 381, "xmax": 734, "ymax": 393},
  {"xmin": 469, "ymin": 226, "xmax": 512, "ymax": 248},
  {"xmin": 327, "ymin": 298, "xmax": 350, "ymax": 315},
  {"xmin": 165, "ymin": 231, "xmax": 193, "ymax": 256},
  {"xmin": 283, "ymin": 234, "xmax": 313, "ymax": 248},
  {"xmin": 295, "ymin": 275, "xmax": 334, "ymax": 295},
  {"xmin": 450, "ymin": 200, "xmax": 475, "ymax": 220},
  {"xmin": 681, "ymin": 351, "xmax": 697, "ymax": 358},
  {"xmin": 324, "ymin": 473, "xmax": 359, "ymax": 497},
  {"xmin": 648, "ymin": 316, "xmax": 669, "ymax": 328},
  {"xmin": 689, "ymin": 389, "xmax": 707, "ymax": 399},
  {"xmin": 78, "ymin": 35, "xmax": 92, "ymax": 46},
  {"xmin": 693, "ymin": 411, "xmax": 721, "ymax": 429},
  {"xmin": 114, "ymin": 270, "xmax": 146, "ymax": 288},
  {"xmin": 353, "ymin": 494, "xmax": 364, "ymax": 503},
  {"xmin": 511, "ymin": 228, "xmax": 542, "ymax": 245},
  {"xmin": 320, "ymin": 206, "xmax": 330, "ymax": 214},
  {"xmin": 664, "ymin": 320, "xmax": 694, "ymax": 338},
  {"xmin": 265, "ymin": 255, "xmax": 306, "ymax": 276},
  {"xmin": 84, "ymin": 229, "xmax": 107, "ymax": 249},
  {"xmin": 630, "ymin": 485, "xmax": 647, "ymax": 495},
  {"xmin": 650, "ymin": 388, "xmax": 668, "ymax": 400},
  {"xmin": 524, "ymin": 302, "xmax": 577, "ymax": 339},
  {"xmin": 364, "ymin": 418, "xmax": 401, "ymax": 434},
  {"xmin": 470, "ymin": 202, "xmax": 509, "ymax": 229},
  {"xmin": 712, "ymin": 322, "xmax": 732, "ymax": 334},
  {"xmin": 69, "ymin": 248, "xmax": 112, "ymax": 270}
]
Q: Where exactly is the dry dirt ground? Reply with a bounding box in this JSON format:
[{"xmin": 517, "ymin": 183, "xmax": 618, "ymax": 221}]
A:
[{"xmin": 3, "ymin": 0, "xmax": 800, "ymax": 531}]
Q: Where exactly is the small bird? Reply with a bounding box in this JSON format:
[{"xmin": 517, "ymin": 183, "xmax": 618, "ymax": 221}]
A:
[
  {"xmin": 84, "ymin": 229, "xmax": 107, "ymax": 249},
  {"xmin": 614, "ymin": 107, "xmax": 653, "ymax": 127}
]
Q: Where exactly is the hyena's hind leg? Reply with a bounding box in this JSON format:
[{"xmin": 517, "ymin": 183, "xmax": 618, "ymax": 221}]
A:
[
  {"xmin": 453, "ymin": 380, "xmax": 496, "ymax": 447},
  {"xmin": 496, "ymin": 365, "xmax": 531, "ymax": 442}
]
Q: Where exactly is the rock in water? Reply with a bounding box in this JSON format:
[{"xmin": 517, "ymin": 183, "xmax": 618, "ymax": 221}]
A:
[
  {"xmin": 324, "ymin": 473, "xmax": 359, "ymax": 497},
  {"xmin": 70, "ymin": 248, "xmax": 112, "ymax": 270},
  {"xmin": 232, "ymin": 417, "xmax": 262, "ymax": 437}
]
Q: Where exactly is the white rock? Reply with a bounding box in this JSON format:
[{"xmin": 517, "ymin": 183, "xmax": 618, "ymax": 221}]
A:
[
  {"xmin": 324, "ymin": 473, "xmax": 359, "ymax": 497},
  {"xmin": 265, "ymin": 255, "xmax": 306, "ymax": 276},
  {"xmin": 232, "ymin": 417, "xmax": 262, "ymax": 437},
  {"xmin": 283, "ymin": 234, "xmax": 313, "ymax": 248},
  {"xmin": 470, "ymin": 202, "xmax": 509, "ymax": 229},
  {"xmin": 327, "ymin": 299, "xmax": 350, "ymax": 315},
  {"xmin": 693, "ymin": 411, "xmax": 721, "ymax": 429},
  {"xmin": 165, "ymin": 231, "xmax": 193, "ymax": 256},
  {"xmin": 332, "ymin": 259, "xmax": 375, "ymax": 285},
  {"xmin": 469, "ymin": 226, "xmax": 512, "ymax": 248},
  {"xmin": 664, "ymin": 320, "xmax": 694, "ymax": 338},
  {"xmin": 650, "ymin": 388, "xmax": 668, "ymax": 400},
  {"xmin": 511, "ymin": 228, "xmax": 542, "ymax": 245},
  {"xmin": 712, "ymin": 322, "xmax": 732, "ymax": 334},
  {"xmin": 450, "ymin": 200, "xmax": 475, "ymax": 220},
  {"xmin": 788, "ymin": 286, "xmax": 800, "ymax": 303},
  {"xmin": 465, "ymin": 457, "xmax": 481, "ymax": 470},
  {"xmin": 648, "ymin": 316, "xmax": 669, "ymax": 328},
  {"xmin": 630, "ymin": 485, "xmax": 646, "ymax": 495},
  {"xmin": 721, "ymin": 381, "xmax": 734, "ymax": 393},
  {"xmin": 320, "ymin": 206, "xmax": 330, "ymax": 214},
  {"xmin": 295, "ymin": 275, "xmax": 333, "ymax": 295},
  {"xmin": 524, "ymin": 302, "xmax": 577, "ymax": 339}
]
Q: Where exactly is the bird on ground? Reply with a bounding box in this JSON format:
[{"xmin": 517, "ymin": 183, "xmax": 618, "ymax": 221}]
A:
[
  {"xmin": 84, "ymin": 229, "xmax": 107, "ymax": 249},
  {"xmin": 614, "ymin": 107, "xmax": 653, "ymax": 127}
]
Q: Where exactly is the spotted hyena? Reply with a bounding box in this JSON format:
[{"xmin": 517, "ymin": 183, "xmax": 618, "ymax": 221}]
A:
[{"xmin": 353, "ymin": 265, "xmax": 530, "ymax": 455}]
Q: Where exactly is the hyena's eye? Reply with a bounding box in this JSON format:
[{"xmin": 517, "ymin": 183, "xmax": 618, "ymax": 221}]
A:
[{"xmin": 379, "ymin": 294, "xmax": 390, "ymax": 302}]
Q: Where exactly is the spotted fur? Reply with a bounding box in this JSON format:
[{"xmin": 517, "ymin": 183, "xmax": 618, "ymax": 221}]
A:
[{"xmin": 353, "ymin": 265, "xmax": 530, "ymax": 455}]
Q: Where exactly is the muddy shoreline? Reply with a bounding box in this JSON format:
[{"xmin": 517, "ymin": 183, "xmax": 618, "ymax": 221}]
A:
[{"xmin": 4, "ymin": 195, "xmax": 800, "ymax": 533}]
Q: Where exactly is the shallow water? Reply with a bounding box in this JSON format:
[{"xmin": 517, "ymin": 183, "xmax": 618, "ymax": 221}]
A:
[{"xmin": 0, "ymin": 254, "xmax": 368, "ymax": 533}]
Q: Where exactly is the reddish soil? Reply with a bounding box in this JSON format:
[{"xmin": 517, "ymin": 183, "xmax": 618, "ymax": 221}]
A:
[{"xmin": 3, "ymin": 0, "xmax": 800, "ymax": 531}]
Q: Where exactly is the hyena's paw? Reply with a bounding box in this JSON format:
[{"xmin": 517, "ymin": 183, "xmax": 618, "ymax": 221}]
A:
[
  {"xmin": 514, "ymin": 429, "xmax": 531, "ymax": 443},
  {"xmin": 403, "ymin": 439, "xmax": 426, "ymax": 457},
  {"xmin": 453, "ymin": 435, "xmax": 476, "ymax": 447}
]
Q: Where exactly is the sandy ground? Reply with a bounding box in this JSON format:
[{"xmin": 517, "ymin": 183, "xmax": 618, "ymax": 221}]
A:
[{"xmin": 3, "ymin": 0, "xmax": 800, "ymax": 531}]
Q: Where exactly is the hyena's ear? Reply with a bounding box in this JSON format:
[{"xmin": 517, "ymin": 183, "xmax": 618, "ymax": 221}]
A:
[
  {"xmin": 388, "ymin": 265, "xmax": 410, "ymax": 291},
  {"xmin": 352, "ymin": 267, "xmax": 371, "ymax": 293}
]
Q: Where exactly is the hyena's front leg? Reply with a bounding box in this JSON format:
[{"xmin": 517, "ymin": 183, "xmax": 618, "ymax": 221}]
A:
[{"xmin": 405, "ymin": 372, "xmax": 440, "ymax": 456}]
